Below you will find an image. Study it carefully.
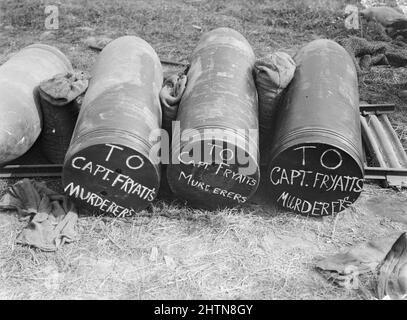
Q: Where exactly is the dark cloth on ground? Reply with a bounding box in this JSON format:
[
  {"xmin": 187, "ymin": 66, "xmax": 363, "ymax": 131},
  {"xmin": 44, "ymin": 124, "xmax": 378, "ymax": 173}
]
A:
[
  {"xmin": 338, "ymin": 36, "xmax": 407, "ymax": 72},
  {"xmin": 315, "ymin": 232, "xmax": 402, "ymax": 288},
  {"xmin": 0, "ymin": 179, "xmax": 79, "ymax": 251},
  {"xmin": 377, "ymin": 232, "xmax": 407, "ymax": 299},
  {"xmin": 316, "ymin": 232, "xmax": 407, "ymax": 299}
]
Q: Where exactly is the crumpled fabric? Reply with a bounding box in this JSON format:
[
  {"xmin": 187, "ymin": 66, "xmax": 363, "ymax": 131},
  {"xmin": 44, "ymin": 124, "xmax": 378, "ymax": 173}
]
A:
[
  {"xmin": 0, "ymin": 179, "xmax": 79, "ymax": 251},
  {"xmin": 377, "ymin": 232, "xmax": 407, "ymax": 300},
  {"xmin": 315, "ymin": 232, "xmax": 403, "ymax": 289},
  {"xmin": 159, "ymin": 74, "xmax": 187, "ymax": 133},
  {"xmin": 253, "ymin": 52, "xmax": 296, "ymax": 163},
  {"xmin": 39, "ymin": 71, "xmax": 90, "ymax": 106}
]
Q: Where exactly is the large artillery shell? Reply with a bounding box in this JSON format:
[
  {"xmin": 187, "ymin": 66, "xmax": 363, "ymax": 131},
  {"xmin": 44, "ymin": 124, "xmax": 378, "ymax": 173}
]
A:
[
  {"xmin": 167, "ymin": 28, "xmax": 260, "ymax": 210},
  {"xmin": 0, "ymin": 44, "xmax": 73, "ymax": 165},
  {"xmin": 62, "ymin": 36, "xmax": 163, "ymax": 216},
  {"xmin": 266, "ymin": 39, "xmax": 364, "ymax": 216}
]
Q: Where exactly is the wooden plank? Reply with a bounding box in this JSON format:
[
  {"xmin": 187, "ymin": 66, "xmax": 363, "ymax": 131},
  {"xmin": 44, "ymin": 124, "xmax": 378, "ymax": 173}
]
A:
[{"xmin": 0, "ymin": 164, "xmax": 62, "ymax": 178}]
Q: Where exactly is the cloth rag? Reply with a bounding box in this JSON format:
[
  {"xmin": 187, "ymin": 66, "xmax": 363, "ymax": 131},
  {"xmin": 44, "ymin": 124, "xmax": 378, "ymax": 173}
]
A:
[
  {"xmin": 0, "ymin": 179, "xmax": 79, "ymax": 251},
  {"xmin": 39, "ymin": 71, "xmax": 90, "ymax": 106},
  {"xmin": 159, "ymin": 73, "xmax": 188, "ymax": 134},
  {"xmin": 377, "ymin": 232, "xmax": 407, "ymax": 300},
  {"xmin": 315, "ymin": 232, "xmax": 403, "ymax": 289}
]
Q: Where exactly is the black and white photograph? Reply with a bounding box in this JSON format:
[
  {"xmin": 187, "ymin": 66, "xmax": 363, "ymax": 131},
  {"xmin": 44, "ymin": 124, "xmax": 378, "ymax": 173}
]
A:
[{"xmin": 0, "ymin": 0, "xmax": 406, "ymax": 307}]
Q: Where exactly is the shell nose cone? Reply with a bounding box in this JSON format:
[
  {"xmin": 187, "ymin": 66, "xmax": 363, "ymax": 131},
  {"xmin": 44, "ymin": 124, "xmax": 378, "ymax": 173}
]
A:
[
  {"xmin": 0, "ymin": 97, "xmax": 38, "ymax": 166},
  {"xmin": 0, "ymin": 43, "xmax": 72, "ymax": 165}
]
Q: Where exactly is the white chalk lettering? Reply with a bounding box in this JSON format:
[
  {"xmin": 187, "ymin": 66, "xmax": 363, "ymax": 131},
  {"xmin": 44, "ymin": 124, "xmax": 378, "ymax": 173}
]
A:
[
  {"xmin": 320, "ymin": 149, "xmax": 343, "ymax": 170},
  {"xmin": 71, "ymin": 156, "xmax": 85, "ymax": 169},
  {"xmin": 65, "ymin": 182, "xmax": 136, "ymax": 217},
  {"xmin": 126, "ymin": 154, "xmax": 144, "ymax": 170},
  {"xmin": 294, "ymin": 145, "xmax": 317, "ymax": 166},
  {"xmin": 105, "ymin": 143, "xmax": 124, "ymax": 162},
  {"xmin": 271, "ymin": 167, "xmax": 363, "ymax": 193},
  {"xmin": 276, "ymin": 191, "xmax": 353, "ymax": 216},
  {"xmin": 69, "ymin": 155, "xmax": 155, "ymax": 204},
  {"xmin": 208, "ymin": 143, "xmax": 235, "ymax": 162},
  {"xmin": 178, "ymin": 170, "xmax": 247, "ymax": 204}
]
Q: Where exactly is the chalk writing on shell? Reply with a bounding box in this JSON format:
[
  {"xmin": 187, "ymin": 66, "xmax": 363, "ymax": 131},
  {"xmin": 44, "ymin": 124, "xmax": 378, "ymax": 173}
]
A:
[
  {"xmin": 64, "ymin": 143, "xmax": 156, "ymax": 216},
  {"xmin": 64, "ymin": 182, "xmax": 137, "ymax": 217},
  {"xmin": 176, "ymin": 143, "xmax": 257, "ymax": 204},
  {"xmin": 177, "ymin": 170, "xmax": 248, "ymax": 204},
  {"xmin": 276, "ymin": 191, "xmax": 354, "ymax": 216},
  {"xmin": 270, "ymin": 145, "xmax": 364, "ymax": 215}
]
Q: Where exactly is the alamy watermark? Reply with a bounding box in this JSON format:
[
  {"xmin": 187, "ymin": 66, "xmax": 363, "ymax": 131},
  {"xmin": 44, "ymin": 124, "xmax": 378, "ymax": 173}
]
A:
[
  {"xmin": 44, "ymin": 5, "xmax": 59, "ymax": 30},
  {"xmin": 147, "ymin": 121, "xmax": 259, "ymax": 176}
]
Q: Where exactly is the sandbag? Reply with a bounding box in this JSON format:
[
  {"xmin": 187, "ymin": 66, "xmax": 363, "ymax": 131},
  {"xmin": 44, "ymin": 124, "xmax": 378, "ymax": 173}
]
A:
[
  {"xmin": 253, "ymin": 52, "xmax": 296, "ymax": 163},
  {"xmin": 38, "ymin": 71, "xmax": 89, "ymax": 164},
  {"xmin": 159, "ymin": 73, "xmax": 187, "ymax": 135}
]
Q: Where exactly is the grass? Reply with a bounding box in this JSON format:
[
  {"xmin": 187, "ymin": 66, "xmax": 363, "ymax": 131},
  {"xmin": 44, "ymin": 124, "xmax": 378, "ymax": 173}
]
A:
[
  {"xmin": 0, "ymin": 0, "xmax": 407, "ymax": 300},
  {"xmin": 1, "ymin": 179, "xmax": 406, "ymax": 300}
]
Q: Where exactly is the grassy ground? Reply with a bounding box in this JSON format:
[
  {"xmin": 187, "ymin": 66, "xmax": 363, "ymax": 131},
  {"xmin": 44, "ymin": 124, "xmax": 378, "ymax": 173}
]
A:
[{"xmin": 0, "ymin": 0, "xmax": 407, "ymax": 300}]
